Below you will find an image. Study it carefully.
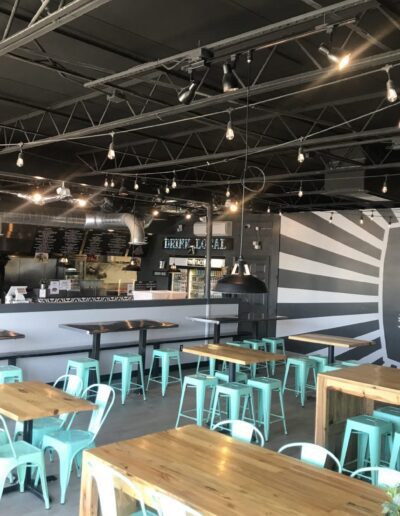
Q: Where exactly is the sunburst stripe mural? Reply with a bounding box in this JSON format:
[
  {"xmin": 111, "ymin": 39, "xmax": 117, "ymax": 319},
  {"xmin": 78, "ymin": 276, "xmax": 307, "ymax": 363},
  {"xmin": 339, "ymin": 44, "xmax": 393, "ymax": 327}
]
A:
[{"xmin": 276, "ymin": 209, "xmax": 400, "ymax": 366}]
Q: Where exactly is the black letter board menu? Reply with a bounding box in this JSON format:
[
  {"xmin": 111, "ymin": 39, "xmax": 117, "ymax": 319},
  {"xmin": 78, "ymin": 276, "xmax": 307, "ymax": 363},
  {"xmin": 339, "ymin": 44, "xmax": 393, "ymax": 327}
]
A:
[{"xmin": 82, "ymin": 229, "xmax": 130, "ymax": 256}]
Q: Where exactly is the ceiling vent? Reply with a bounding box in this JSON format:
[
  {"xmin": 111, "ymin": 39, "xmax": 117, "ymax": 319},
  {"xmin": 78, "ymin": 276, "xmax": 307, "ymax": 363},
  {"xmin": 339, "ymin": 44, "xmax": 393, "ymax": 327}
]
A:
[{"xmin": 324, "ymin": 169, "xmax": 393, "ymax": 203}]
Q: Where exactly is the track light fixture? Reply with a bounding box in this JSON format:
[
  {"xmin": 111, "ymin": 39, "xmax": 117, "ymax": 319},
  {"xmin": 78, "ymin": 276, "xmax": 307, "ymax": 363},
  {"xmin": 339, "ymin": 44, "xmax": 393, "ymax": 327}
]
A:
[
  {"xmin": 226, "ymin": 110, "xmax": 235, "ymax": 140},
  {"xmin": 222, "ymin": 59, "xmax": 240, "ymax": 93},
  {"xmin": 226, "ymin": 185, "xmax": 231, "ymax": 198},
  {"xmin": 171, "ymin": 173, "xmax": 177, "ymax": 189},
  {"xmin": 107, "ymin": 132, "xmax": 116, "ymax": 160},
  {"xmin": 178, "ymin": 71, "xmax": 198, "ymax": 105},
  {"xmin": 16, "ymin": 143, "xmax": 24, "ymax": 168},
  {"xmin": 104, "ymin": 176, "xmax": 109, "ymax": 188},
  {"xmin": 110, "ymin": 177, "xmax": 115, "ymax": 188},
  {"xmin": 382, "ymin": 176, "xmax": 388, "ymax": 194},
  {"xmin": 134, "ymin": 176, "xmax": 139, "ymax": 190},
  {"xmin": 118, "ymin": 180, "xmax": 129, "ymax": 196},
  {"xmin": 298, "ymin": 182, "xmax": 303, "ymax": 198},
  {"xmin": 385, "ymin": 66, "xmax": 397, "ymax": 103},
  {"xmin": 329, "ymin": 212, "xmax": 333, "ymax": 223},
  {"xmin": 360, "ymin": 212, "xmax": 364, "ymax": 225},
  {"xmin": 318, "ymin": 43, "xmax": 351, "ymax": 71}
]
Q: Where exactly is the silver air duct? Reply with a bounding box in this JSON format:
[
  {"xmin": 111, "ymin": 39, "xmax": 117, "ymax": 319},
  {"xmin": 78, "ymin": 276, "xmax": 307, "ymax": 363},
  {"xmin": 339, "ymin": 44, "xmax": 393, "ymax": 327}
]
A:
[{"xmin": 0, "ymin": 212, "xmax": 146, "ymax": 245}]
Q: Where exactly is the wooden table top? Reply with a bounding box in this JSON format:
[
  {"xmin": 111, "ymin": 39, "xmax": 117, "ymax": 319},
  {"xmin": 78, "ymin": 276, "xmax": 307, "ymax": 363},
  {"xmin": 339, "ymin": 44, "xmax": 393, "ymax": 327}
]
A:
[
  {"xmin": 183, "ymin": 343, "xmax": 285, "ymax": 365},
  {"xmin": 84, "ymin": 425, "xmax": 386, "ymax": 515},
  {"xmin": 0, "ymin": 381, "xmax": 96, "ymax": 422},
  {"xmin": 288, "ymin": 333, "xmax": 373, "ymax": 348},
  {"xmin": 320, "ymin": 363, "xmax": 400, "ymax": 390},
  {"xmin": 60, "ymin": 320, "xmax": 178, "ymax": 335}
]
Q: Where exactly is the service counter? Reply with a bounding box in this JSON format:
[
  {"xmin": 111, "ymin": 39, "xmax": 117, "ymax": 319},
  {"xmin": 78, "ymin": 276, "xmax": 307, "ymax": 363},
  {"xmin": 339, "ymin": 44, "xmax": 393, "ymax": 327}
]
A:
[{"xmin": 0, "ymin": 298, "xmax": 239, "ymax": 382}]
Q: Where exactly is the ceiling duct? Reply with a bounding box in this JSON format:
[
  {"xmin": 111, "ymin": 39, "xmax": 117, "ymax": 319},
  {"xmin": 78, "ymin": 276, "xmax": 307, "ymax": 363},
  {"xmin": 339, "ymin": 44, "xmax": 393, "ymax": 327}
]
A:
[
  {"xmin": 0, "ymin": 212, "xmax": 146, "ymax": 245},
  {"xmin": 324, "ymin": 169, "xmax": 394, "ymax": 204}
]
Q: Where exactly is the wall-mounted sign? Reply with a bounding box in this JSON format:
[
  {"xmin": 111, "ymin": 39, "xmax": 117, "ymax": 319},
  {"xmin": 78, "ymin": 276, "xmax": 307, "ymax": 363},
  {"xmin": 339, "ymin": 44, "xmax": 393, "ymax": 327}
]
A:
[{"xmin": 162, "ymin": 237, "xmax": 233, "ymax": 251}]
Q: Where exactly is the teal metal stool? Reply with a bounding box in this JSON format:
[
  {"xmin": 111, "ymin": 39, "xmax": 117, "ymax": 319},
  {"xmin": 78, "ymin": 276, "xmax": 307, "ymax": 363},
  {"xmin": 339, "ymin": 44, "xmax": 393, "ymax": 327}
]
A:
[
  {"xmin": 308, "ymin": 354, "xmax": 328, "ymax": 374},
  {"xmin": 0, "ymin": 365, "xmax": 22, "ymax": 383},
  {"xmin": 373, "ymin": 406, "xmax": 400, "ymax": 464},
  {"xmin": 175, "ymin": 373, "xmax": 218, "ymax": 427},
  {"xmin": 146, "ymin": 348, "xmax": 182, "ymax": 396},
  {"xmin": 243, "ymin": 340, "xmax": 270, "ymax": 377},
  {"xmin": 247, "ymin": 377, "xmax": 287, "ymax": 441},
  {"xmin": 195, "ymin": 356, "xmax": 216, "ymax": 375},
  {"xmin": 66, "ymin": 358, "xmax": 100, "ymax": 392},
  {"xmin": 340, "ymin": 415, "xmax": 393, "ymax": 477},
  {"xmin": 389, "ymin": 432, "xmax": 400, "ymax": 469},
  {"xmin": 262, "ymin": 338, "xmax": 285, "ymax": 375},
  {"xmin": 215, "ymin": 371, "xmax": 248, "ymax": 383},
  {"xmin": 283, "ymin": 357, "xmax": 317, "ymax": 406},
  {"xmin": 108, "ymin": 352, "xmax": 146, "ymax": 404},
  {"xmin": 210, "ymin": 382, "xmax": 255, "ymax": 427}
]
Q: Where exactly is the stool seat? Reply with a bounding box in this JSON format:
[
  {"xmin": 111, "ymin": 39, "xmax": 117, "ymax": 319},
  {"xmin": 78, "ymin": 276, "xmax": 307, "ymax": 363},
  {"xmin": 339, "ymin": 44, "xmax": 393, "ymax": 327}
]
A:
[
  {"xmin": 210, "ymin": 382, "xmax": 255, "ymax": 428},
  {"xmin": 373, "ymin": 406, "xmax": 400, "ymax": 432},
  {"xmin": 109, "ymin": 352, "xmax": 146, "ymax": 404},
  {"xmin": 308, "ymin": 354, "xmax": 328, "ymax": 374},
  {"xmin": 0, "ymin": 365, "xmax": 23, "ymax": 383},
  {"xmin": 215, "ymin": 371, "xmax": 248, "ymax": 384},
  {"xmin": 243, "ymin": 340, "xmax": 270, "ymax": 377},
  {"xmin": 176, "ymin": 373, "xmax": 218, "ymax": 427},
  {"xmin": 248, "ymin": 377, "xmax": 287, "ymax": 441},
  {"xmin": 66, "ymin": 358, "xmax": 100, "ymax": 392},
  {"xmin": 147, "ymin": 348, "xmax": 182, "ymax": 396},
  {"xmin": 262, "ymin": 338, "xmax": 286, "ymax": 375}
]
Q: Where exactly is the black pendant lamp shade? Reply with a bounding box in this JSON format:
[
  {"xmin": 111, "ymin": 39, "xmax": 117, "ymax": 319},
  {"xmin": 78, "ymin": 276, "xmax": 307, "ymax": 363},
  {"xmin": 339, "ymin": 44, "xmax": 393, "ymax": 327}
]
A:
[
  {"xmin": 215, "ymin": 257, "xmax": 267, "ymax": 294},
  {"xmin": 123, "ymin": 259, "xmax": 140, "ymax": 271}
]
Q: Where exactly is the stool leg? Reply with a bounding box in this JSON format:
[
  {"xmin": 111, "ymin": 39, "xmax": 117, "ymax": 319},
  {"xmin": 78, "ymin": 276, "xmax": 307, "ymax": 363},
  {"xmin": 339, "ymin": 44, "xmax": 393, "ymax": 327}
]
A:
[
  {"xmin": 207, "ymin": 386, "xmax": 216, "ymax": 424},
  {"xmin": 175, "ymin": 380, "xmax": 187, "ymax": 428},
  {"xmin": 196, "ymin": 383, "xmax": 206, "ymax": 426},
  {"xmin": 95, "ymin": 363, "xmax": 100, "ymax": 384},
  {"xmin": 262, "ymin": 388, "xmax": 272, "ymax": 442},
  {"xmin": 278, "ymin": 388, "xmax": 288, "ymax": 435},
  {"xmin": 389, "ymin": 433, "xmax": 400, "ymax": 469},
  {"xmin": 209, "ymin": 358, "xmax": 216, "ymax": 376},
  {"xmin": 248, "ymin": 392, "xmax": 256, "ymax": 425},
  {"xmin": 121, "ymin": 361, "xmax": 130, "ymax": 405},
  {"xmin": 176, "ymin": 355, "xmax": 183, "ymax": 386},
  {"xmin": 146, "ymin": 355, "xmax": 155, "ymax": 391},
  {"xmin": 282, "ymin": 363, "xmax": 290, "ymax": 393},
  {"xmin": 229, "ymin": 392, "xmax": 240, "ymax": 421},
  {"xmin": 271, "ymin": 342, "xmax": 277, "ymax": 375},
  {"xmin": 300, "ymin": 364, "xmax": 307, "ymax": 407},
  {"xmin": 357, "ymin": 433, "xmax": 368, "ymax": 469},
  {"xmin": 210, "ymin": 391, "xmax": 220, "ymax": 428},
  {"xmin": 138, "ymin": 359, "xmax": 146, "ymax": 400},
  {"xmin": 340, "ymin": 426, "xmax": 352, "ymax": 469},
  {"xmin": 108, "ymin": 359, "xmax": 115, "ymax": 386},
  {"xmin": 369, "ymin": 429, "xmax": 380, "ymax": 485},
  {"xmin": 161, "ymin": 355, "xmax": 169, "ymax": 396},
  {"xmin": 196, "ymin": 357, "xmax": 201, "ymax": 374}
]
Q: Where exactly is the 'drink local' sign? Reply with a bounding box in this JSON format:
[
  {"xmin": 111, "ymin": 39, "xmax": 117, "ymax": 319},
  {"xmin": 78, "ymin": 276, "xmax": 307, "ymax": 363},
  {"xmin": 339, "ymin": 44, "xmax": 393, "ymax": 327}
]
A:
[{"xmin": 163, "ymin": 237, "xmax": 233, "ymax": 251}]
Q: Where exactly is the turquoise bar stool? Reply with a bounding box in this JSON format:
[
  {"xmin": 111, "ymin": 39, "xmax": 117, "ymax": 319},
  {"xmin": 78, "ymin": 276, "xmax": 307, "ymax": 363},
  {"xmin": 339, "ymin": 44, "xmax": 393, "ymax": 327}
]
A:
[
  {"xmin": 282, "ymin": 357, "xmax": 317, "ymax": 406},
  {"xmin": 243, "ymin": 340, "xmax": 270, "ymax": 376},
  {"xmin": 340, "ymin": 415, "xmax": 392, "ymax": 476},
  {"xmin": 175, "ymin": 373, "xmax": 218, "ymax": 427},
  {"xmin": 224, "ymin": 341, "xmax": 255, "ymax": 377},
  {"xmin": 210, "ymin": 382, "xmax": 255, "ymax": 427},
  {"xmin": 66, "ymin": 358, "xmax": 100, "ymax": 392},
  {"xmin": 373, "ymin": 405, "xmax": 400, "ymax": 464},
  {"xmin": 195, "ymin": 356, "xmax": 216, "ymax": 375},
  {"xmin": 308, "ymin": 354, "xmax": 328, "ymax": 374},
  {"xmin": 248, "ymin": 377, "xmax": 287, "ymax": 441},
  {"xmin": 0, "ymin": 365, "xmax": 22, "ymax": 383},
  {"xmin": 108, "ymin": 352, "xmax": 146, "ymax": 404},
  {"xmin": 389, "ymin": 432, "xmax": 400, "ymax": 469},
  {"xmin": 146, "ymin": 348, "xmax": 182, "ymax": 396},
  {"xmin": 215, "ymin": 371, "xmax": 248, "ymax": 383},
  {"xmin": 262, "ymin": 338, "xmax": 285, "ymax": 375}
]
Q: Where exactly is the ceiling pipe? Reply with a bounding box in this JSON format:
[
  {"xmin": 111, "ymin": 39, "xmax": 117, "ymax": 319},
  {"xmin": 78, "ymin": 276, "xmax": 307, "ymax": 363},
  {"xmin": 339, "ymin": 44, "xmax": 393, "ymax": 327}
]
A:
[{"xmin": 0, "ymin": 212, "xmax": 146, "ymax": 245}]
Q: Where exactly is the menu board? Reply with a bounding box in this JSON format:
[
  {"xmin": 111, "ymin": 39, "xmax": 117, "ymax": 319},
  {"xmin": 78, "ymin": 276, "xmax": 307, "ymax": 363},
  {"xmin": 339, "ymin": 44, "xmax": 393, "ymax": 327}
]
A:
[
  {"xmin": 32, "ymin": 227, "xmax": 84, "ymax": 256},
  {"xmin": 82, "ymin": 229, "xmax": 130, "ymax": 256}
]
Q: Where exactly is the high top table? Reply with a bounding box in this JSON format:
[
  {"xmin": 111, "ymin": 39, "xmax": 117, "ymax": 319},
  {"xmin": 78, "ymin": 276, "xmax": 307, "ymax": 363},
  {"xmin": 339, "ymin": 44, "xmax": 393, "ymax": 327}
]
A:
[
  {"xmin": 187, "ymin": 314, "xmax": 287, "ymax": 341},
  {"xmin": 0, "ymin": 380, "xmax": 95, "ymax": 502},
  {"xmin": 0, "ymin": 329, "xmax": 25, "ymax": 365},
  {"xmin": 183, "ymin": 343, "xmax": 285, "ymax": 382},
  {"xmin": 288, "ymin": 333, "xmax": 373, "ymax": 364},
  {"xmin": 60, "ymin": 319, "xmax": 178, "ymax": 382},
  {"xmin": 80, "ymin": 425, "xmax": 386, "ymax": 515}
]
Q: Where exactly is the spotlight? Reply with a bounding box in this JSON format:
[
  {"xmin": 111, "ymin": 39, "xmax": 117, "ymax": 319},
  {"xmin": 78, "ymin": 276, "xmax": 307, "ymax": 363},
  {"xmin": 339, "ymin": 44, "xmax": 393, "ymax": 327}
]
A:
[
  {"xmin": 16, "ymin": 144, "xmax": 24, "ymax": 168},
  {"xmin": 134, "ymin": 176, "xmax": 139, "ymax": 191},
  {"xmin": 152, "ymin": 208, "xmax": 159, "ymax": 217},
  {"xmin": 382, "ymin": 176, "xmax": 388, "ymax": 194},
  {"xmin": 185, "ymin": 212, "xmax": 192, "ymax": 220},
  {"xmin": 384, "ymin": 66, "xmax": 397, "ymax": 103},
  {"xmin": 329, "ymin": 212, "xmax": 333, "ymax": 223},
  {"xmin": 118, "ymin": 180, "xmax": 129, "ymax": 196},
  {"xmin": 225, "ymin": 112, "xmax": 235, "ymax": 140},
  {"xmin": 225, "ymin": 198, "xmax": 239, "ymax": 213},
  {"xmin": 171, "ymin": 174, "xmax": 177, "ymax": 189},
  {"xmin": 165, "ymin": 184, "xmax": 170, "ymax": 194},
  {"xmin": 77, "ymin": 197, "xmax": 88, "ymax": 207},
  {"xmin": 110, "ymin": 177, "xmax": 115, "ymax": 188},
  {"xmin": 360, "ymin": 212, "xmax": 364, "ymax": 225},
  {"xmin": 318, "ymin": 43, "xmax": 351, "ymax": 70},
  {"xmin": 107, "ymin": 132, "xmax": 116, "ymax": 160},
  {"xmin": 104, "ymin": 176, "xmax": 109, "ymax": 188},
  {"xmin": 297, "ymin": 146, "xmax": 305, "ymax": 164},
  {"xmin": 222, "ymin": 61, "xmax": 240, "ymax": 93},
  {"xmin": 298, "ymin": 182, "xmax": 303, "ymax": 198},
  {"xmin": 178, "ymin": 73, "xmax": 198, "ymax": 105},
  {"xmin": 267, "ymin": 205, "xmax": 271, "ymax": 214},
  {"xmin": 226, "ymin": 185, "xmax": 231, "ymax": 198}
]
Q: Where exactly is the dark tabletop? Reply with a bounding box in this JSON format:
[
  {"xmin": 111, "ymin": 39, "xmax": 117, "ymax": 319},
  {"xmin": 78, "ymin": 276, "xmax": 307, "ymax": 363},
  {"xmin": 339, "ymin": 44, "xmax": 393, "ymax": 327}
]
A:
[
  {"xmin": 187, "ymin": 315, "xmax": 287, "ymax": 325},
  {"xmin": 59, "ymin": 319, "xmax": 178, "ymax": 335},
  {"xmin": 0, "ymin": 330, "xmax": 25, "ymax": 340}
]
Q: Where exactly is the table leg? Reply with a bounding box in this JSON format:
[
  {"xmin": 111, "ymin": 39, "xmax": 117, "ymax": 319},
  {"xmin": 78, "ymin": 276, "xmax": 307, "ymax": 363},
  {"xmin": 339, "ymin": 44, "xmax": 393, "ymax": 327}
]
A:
[
  {"xmin": 89, "ymin": 333, "xmax": 101, "ymax": 386},
  {"xmin": 137, "ymin": 329, "xmax": 147, "ymax": 387},
  {"xmin": 79, "ymin": 454, "xmax": 99, "ymax": 516},
  {"xmin": 228, "ymin": 362, "xmax": 236, "ymax": 383},
  {"xmin": 213, "ymin": 324, "xmax": 220, "ymax": 343},
  {"xmin": 328, "ymin": 346, "xmax": 335, "ymax": 364}
]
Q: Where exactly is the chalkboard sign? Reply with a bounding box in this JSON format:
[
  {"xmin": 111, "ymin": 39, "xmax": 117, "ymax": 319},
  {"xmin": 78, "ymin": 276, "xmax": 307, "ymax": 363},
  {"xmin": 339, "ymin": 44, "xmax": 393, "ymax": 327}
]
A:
[
  {"xmin": 32, "ymin": 227, "xmax": 59, "ymax": 254},
  {"xmin": 83, "ymin": 229, "xmax": 130, "ymax": 256},
  {"xmin": 32, "ymin": 227, "xmax": 85, "ymax": 256}
]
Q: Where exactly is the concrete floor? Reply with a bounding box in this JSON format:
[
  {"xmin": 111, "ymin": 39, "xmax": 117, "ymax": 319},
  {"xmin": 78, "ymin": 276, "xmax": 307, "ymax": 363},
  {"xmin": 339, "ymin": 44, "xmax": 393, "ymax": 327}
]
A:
[{"xmin": 2, "ymin": 364, "xmax": 316, "ymax": 515}]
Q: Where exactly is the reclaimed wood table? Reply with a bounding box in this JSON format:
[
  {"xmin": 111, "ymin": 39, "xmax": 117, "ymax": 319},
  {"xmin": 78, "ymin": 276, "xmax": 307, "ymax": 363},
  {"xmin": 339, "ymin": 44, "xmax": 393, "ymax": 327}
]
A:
[
  {"xmin": 80, "ymin": 425, "xmax": 386, "ymax": 516},
  {"xmin": 315, "ymin": 364, "xmax": 400, "ymax": 456},
  {"xmin": 288, "ymin": 333, "xmax": 373, "ymax": 364},
  {"xmin": 188, "ymin": 314, "xmax": 286, "ymax": 341},
  {"xmin": 0, "ymin": 380, "xmax": 96, "ymax": 501},
  {"xmin": 60, "ymin": 319, "xmax": 178, "ymax": 382},
  {"xmin": 183, "ymin": 343, "xmax": 285, "ymax": 382}
]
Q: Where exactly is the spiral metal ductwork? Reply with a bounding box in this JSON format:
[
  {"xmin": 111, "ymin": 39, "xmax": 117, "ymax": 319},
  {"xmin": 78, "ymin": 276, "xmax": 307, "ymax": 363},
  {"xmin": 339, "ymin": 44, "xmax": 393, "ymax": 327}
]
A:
[{"xmin": 0, "ymin": 212, "xmax": 146, "ymax": 245}]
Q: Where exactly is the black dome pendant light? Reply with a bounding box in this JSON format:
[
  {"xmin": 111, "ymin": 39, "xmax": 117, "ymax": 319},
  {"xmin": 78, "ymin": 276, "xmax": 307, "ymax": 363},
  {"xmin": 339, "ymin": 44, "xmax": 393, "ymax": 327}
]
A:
[{"xmin": 215, "ymin": 53, "xmax": 267, "ymax": 295}]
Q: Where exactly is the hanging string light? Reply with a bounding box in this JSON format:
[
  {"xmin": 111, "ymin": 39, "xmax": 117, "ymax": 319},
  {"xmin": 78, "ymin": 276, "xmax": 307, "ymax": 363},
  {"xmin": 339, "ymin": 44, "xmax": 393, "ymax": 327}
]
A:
[
  {"xmin": 267, "ymin": 205, "xmax": 271, "ymax": 214},
  {"xmin": 226, "ymin": 185, "xmax": 231, "ymax": 198},
  {"xmin": 152, "ymin": 207, "xmax": 159, "ymax": 217},
  {"xmin": 360, "ymin": 212, "xmax": 364, "ymax": 225},
  {"xmin": 298, "ymin": 181, "xmax": 304, "ymax": 198},
  {"xmin": 16, "ymin": 143, "xmax": 24, "ymax": 168},
  {"xmin": 297, "ymin": 138, "xmax": 305, "ymax": 163},
  {"xmin": 185, "ymin": 212, "xmax": 192, "ymax": 220},
  {"xmin": 107, "ymin": 132, "xmax": 116, "ymax": 160},
  {"xmin": 171, "ymin": 173, "xmax": 177, "ymax": 189},
  {"xmin": 110, "ymin": 177, "xmax": 115, "ymax": 188},
  {"xmin": 385, "ymin": 65, "xmax": 397, "ymax": 103},
  {"xmin": 104, "ymin": 176, "xmax": 109, "ymax": 188},
  {"xmin": 279, "ymin": 209, "xmax": 282, "ymax": 216},
  {"xmin": 225, "ymin": 110, "xmax": 235, "ymax": 140},
  {"xmin": 165, "ymin": 183, "xmax": 170, "ymax": 194},
  {"xmin": 382, "ymin": 176, "xmax": 388, "ymax": 194},
  {"xmin": 134, "ymin": 176, "xmax": 139, "ymax": 190}
]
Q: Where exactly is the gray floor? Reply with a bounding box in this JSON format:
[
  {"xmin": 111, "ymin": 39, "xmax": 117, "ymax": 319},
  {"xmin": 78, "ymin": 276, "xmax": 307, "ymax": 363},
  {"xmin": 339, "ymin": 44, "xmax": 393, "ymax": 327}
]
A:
[{"xmin": 2, "ymin": 364, "xmax": 316, "ymax": 515}]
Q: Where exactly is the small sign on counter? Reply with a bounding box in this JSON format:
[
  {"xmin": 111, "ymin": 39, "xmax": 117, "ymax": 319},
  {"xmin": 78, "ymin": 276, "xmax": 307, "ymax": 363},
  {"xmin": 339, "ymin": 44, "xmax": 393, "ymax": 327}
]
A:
[{"xmin": 49, "ymin": 281, "xmax": 60, "ymax": 295}]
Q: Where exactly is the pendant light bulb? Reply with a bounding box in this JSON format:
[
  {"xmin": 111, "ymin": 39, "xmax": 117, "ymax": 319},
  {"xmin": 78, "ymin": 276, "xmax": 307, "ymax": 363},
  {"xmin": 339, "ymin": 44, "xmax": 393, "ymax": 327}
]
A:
[
  {"xmin": 225, "ymin": 112, "xmax": 235, "ymax": 141},
  {"xmin": 134, "ymin": 176, "xmax": 139, "ymax": 190},
  {"xmin": 77, "ymin": 197, "xmax": 88, "ymax": 208},
  {"xmin": 107, "ymin": 132, "xmax": 115, "ymax": 160},
  {"xmin": 32, "ymin": 191, "xmax": 43, "ymax": 205},
  {"xmin": 279, "ymin": 209, "xmax": 282, "ymax": 217},
  {"xmin": 267, "ymin": 205, "xmax": 271, "ymax": 214},
  {"xmin": 298, "ymin": 182, "xmax": 303, "ymax": 198},
  {"xmin": 329, "ymin": 212, "xmax": 333, "ymax": 223},
  {"xmin": 297, "ymin": 146, "xmax": 305, "ymax": 164},
  {"xmin": 226, "ymin": 185, "xmax": 231, "ymax": 198},
  {"xmin": 152, "ymin": 208, "xmax": 159, "ymax": 217},
  {"xmin": 171, "ymin": 174, "xmax": 177, "ymax": 189},
  {"xmin": 165, "ymin": 184, "xmax": 170, "ymax": 194},
  {"xmin": 360, "ymin": 212, "xmax": 364, "ymax": 225},
  {"xmin": 185, "ymin": 212, "xmax": 192, "ymax": 220},
  {"xmin": 386, "ymin": 79, "xmax": 397, "ymax": 103},
  {"xmin": 110, "ymin": 177, "xmax": 115, "ymax": 188},
  {"xmin": 382, "ymin": 176, "xmax": 388, "ymax": 194},
  {"xmin": 16, "ymin": 144, "xmax": 24, "ymax": 168},
  {"xmin": 104, "ymin": 176, "xmax": 109, "ymax": 188}
]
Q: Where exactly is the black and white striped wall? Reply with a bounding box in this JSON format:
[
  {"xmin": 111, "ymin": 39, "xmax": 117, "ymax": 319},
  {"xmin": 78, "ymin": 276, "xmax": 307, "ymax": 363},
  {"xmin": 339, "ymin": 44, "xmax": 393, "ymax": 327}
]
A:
[{"xmin": 276, "ymin": 209, "xmax": 400, "ymax": 366}]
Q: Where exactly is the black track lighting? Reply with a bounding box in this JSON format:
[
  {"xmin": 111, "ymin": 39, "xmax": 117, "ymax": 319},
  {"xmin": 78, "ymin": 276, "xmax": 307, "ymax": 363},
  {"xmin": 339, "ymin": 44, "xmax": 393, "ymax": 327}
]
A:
[
  {"xmin": 178, "ymin": 71, "xmax": 198, "ymax": 105},
  {"xmin": 222, "ymin": 61, "xmax": 240, "ymax": 93},
  {"xmin": 118, "ymin": 180, "xmax": 128, "ymax": 196},
  {"xmin": 318, "ymin": 43, "xmax": 351, "ymax": 70}
]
